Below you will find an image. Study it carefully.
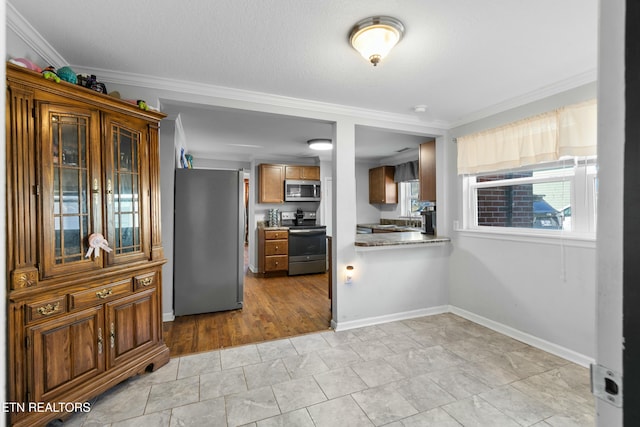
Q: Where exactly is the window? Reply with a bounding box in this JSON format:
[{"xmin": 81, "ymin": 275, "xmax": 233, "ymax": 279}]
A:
[
  {"xmin": 463, "ymin": 159, "xmax": 597, "ymax": 234},
  {"xmin": 457, "ymin": 99, "xmax": 597, "ymax": 237},
  {"xmin": 400, "ymin": 181, "xmax": 431, "ymax": 217}
]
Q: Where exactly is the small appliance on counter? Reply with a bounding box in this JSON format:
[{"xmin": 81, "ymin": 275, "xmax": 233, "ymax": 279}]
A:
[
  {"xmin": 281, "ymin": 210, "xmax": 327, "ymax": 275},
  {"xmin": 420, "ymin": 204, "xmax": 437, "ymax": 235}
]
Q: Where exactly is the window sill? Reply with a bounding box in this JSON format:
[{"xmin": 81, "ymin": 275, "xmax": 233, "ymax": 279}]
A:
[{"xmin": 455, "ymin": 226, "xmax": 596, "ymax": 248}]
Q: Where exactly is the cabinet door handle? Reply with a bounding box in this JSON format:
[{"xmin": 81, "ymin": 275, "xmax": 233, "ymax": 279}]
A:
[
  {"xmin": 96, "ymin": 288, "xmax": 113, "ymax": 299},
  {"xmin": 97, "ymin": 328, "xmax": 103, "ymax": 354},
  {"xmin": 106, "ymin": 178, "xmax": 113, "ymax": 205},
  {"xmin": 92, "ymin": 178, "xmax": 100, "ymax": 205},
  {"xmin": 36, "ymin": 302, "xmax": 61, "ymax": 316},
  {"xmin": 110, "ymin": 322, "xmax": 115, "ymax": 348}
]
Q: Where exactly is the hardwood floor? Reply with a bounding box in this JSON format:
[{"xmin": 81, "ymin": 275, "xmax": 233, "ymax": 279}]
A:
[{"xmin": 163, "ymin": 269, "xmax": 332, "ymax": 357}]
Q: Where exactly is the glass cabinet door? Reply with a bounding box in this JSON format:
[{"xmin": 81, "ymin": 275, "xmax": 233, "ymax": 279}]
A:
[
  {"xmin": 40, "ymin": 105, "xmax": 102, "ymax": 277},
  {"xmin": 103, "ymin": 115, "xmax": 150, "ymax": 265}
]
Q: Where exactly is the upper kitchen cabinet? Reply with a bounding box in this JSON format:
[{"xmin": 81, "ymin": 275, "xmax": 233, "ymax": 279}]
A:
[
  {"xmin": 419, "ymin": 140, "xmax": 436, "ymax": 201},
  {"xmin": 369, "ymin": 165, "xmax": 397, "ymax": 204},
  {"xmin": 258, "ymin": 163, "xmax": 285, "ymax": 203},
  {"xmin": 6, "ymin": 64, "xmax": 169, "ymax": 427},
  {"xmin": 285, "ymin": 165, "xmax": 320, "ymax": 180},
  {"xmin": 258, "ymin": 163, "xmax": 321, "ymax": 203}
]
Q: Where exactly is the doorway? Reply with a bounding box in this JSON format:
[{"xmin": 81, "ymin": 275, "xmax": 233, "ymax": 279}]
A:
[{"xmin": 164, "ymin": 175, "xmax": 332, "ymax": 357}]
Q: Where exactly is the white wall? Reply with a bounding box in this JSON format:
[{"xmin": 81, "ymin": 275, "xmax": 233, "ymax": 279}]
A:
[
  {"xmin": 448, "ymin": 83, "xmax": 598, "ymax": 364},
  {"xmin": 449, "ymin": 234, "xmax": 595, "ymax": 362},
  {"xmin": 194, "ymin": 158, "xmax": 251, "ymax": 170},
  {"xmin": 337, "ymin": 245, "xmax": 450, "ymax": 329}
]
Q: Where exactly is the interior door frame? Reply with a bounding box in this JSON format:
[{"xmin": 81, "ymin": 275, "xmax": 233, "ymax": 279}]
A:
[{"xmin": 624, "ymin": 0, "xmax": 640, "ymax": 423}]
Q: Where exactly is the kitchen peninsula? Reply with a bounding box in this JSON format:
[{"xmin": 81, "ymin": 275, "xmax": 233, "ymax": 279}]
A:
[{"xmin": 355, "ymin": 231, "xmax": 450, "ymax": 248}]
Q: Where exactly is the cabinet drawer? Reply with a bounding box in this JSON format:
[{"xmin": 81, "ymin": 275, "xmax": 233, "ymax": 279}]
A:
[
  {"xmin": 265, "ymin": 240, "xmax": 288, "ymax": 256},
  {"xmin": 265, "ymin": 230, "xmax": 288, "ymax": 240},
  {"xmin": 265, "ymin": 255, "xmax": 288, "ymax": 271},
  {"xmin": 69, "ymin": 279, "xmax": 132, "ymax": 309},
  {"xmin": 25, "ymin": 296, "xmax": 68, "ymax": 323},
  {"xmin": 134, "ymin": 272, "xmax": 157, "ymax": 290}
]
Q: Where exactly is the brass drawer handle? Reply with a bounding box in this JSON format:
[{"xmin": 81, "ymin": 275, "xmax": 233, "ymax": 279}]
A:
[
  {"xmin": 139, "ymin": 277, "xmax": 153, "ymax": 287},
  {"xmin": 36, "ymin": 302, "xmax": 61, "ymax": 316},
  {"xmin": 96, "ymin": 288, "xmax": 113, "ymax": 299}
]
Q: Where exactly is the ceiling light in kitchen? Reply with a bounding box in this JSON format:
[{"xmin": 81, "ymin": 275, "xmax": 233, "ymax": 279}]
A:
[
  {"xmin": 307, "ymin": 138, "xmax": 333, "ymax": 151},
  {"xmin": 349, "ymin": 16, "xmax": 405, "ymax": 66}
]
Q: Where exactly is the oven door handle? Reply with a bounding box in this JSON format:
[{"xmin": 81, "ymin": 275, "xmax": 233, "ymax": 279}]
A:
[{"xmin": 289, "ymin": 229, "xmax": 326, "ymax": 236}]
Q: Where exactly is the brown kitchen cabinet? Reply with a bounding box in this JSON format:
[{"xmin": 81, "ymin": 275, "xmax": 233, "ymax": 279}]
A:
[
  {"xmin": 258, "ymin": 163, "xmax": 285, "ymax": 203},
  {"xmin": 6, "ymin": 63, "xmax": 169, "ymax": 427},
  {"xmin": 258, "ymin": 228, "xmax": 289, "ymax": 273},
  {"xmin": 419, "ymin": 140, "xmax": 436, "ymax": 201},
  {"xmin": 369, "ymin": 165, "xmax": 397, "ymax": 204},
  {"xmin": 285, "ymin": 165, "xmax": 320, "ymax": 180}
]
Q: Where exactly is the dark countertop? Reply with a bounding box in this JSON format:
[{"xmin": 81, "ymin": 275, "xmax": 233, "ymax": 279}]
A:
[
  {"xmin": 357, "ymin": 223, "xmax": 423, "ymax": 232},
  {"xmin": 355, "ymin": 231, "xmax": 450, "ymax": 247}
]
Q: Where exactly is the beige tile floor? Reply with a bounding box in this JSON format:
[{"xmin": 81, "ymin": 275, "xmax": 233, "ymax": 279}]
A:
[{"xmin": 60, "ymin": 313, "xmax": 595, "ymax": 426}]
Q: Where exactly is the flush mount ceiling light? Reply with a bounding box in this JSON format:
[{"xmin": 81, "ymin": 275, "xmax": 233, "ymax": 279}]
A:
[
  {"xmin": 349, "ymin": 16, "xmax": 405, "ymax": 66},
  {"xmin": 307, "ymin": 138, "xmax": 333, "ymax": 151}
]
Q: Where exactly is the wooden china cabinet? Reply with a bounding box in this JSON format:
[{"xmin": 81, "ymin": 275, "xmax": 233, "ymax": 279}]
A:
[{"xmin": 6, "ymin": 63, "xmax": 169, "ymax": 427}]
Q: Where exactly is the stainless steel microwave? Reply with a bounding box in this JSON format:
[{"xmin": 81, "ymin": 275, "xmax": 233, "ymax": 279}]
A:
[{"xmin": 284, "ymin": 180, "xmax": 321, "ymax": 202}]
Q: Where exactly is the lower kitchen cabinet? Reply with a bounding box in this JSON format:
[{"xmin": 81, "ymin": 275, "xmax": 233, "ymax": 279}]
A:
[{"xmin": 258, "ymin": 228, "xmax": 289, "ymax": 273}]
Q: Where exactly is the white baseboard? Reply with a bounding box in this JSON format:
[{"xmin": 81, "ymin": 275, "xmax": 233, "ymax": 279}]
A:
[
  {"xmin": 163, "ymin": 312, "xmax": 175, "ymax": 322},
  {"xmin": 449, "ymin": 305, "xmax": 595, "ymax": 368},
  {"xmin": 332, "ymin": 305, "xmax": 449, "ymax": 332}
]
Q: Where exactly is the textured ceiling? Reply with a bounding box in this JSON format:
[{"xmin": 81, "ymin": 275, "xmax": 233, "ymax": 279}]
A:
[{"xmin": 9, "ymin": 0, "xmax": 598, "ymax": 161}]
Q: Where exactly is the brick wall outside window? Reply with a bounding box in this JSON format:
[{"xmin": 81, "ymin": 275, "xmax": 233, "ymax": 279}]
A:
[{"xmin": 476, "ymin": 173, "xmax": 534, "ymax": 227}]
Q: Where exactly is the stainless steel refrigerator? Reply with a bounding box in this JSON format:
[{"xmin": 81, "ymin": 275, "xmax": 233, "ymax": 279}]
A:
[{"xmin": 173, "ymin": 168, "xmax": 244, "ymax": 316}]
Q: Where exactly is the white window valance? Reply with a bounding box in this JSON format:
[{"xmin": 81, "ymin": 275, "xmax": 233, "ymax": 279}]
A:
[{"xmin": 456, "ymin": 99, "xmax": 597, "ymax": 175}]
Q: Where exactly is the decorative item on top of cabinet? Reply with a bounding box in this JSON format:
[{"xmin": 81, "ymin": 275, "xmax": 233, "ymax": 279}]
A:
[
  {"xmin": 285, "ymin": 165, "xmax": 320, "ymax": 180},
  {"xmin": 6, "ymin": 63, "xmax": 169, "ymax": 427},
  {"xmin": 369, "ymin": 165, "xmax": 397, "ymax": 204},
  {"xmin": 258, "ymin": 163, "xmax": 285, "ymax": 203},
  {"xmin": 419, "ymin": 140, "xmax": 436, "ymax": 201},
  {"xmin": 258, "ymin": 228, "xmax": 289, "ymax": 273}
]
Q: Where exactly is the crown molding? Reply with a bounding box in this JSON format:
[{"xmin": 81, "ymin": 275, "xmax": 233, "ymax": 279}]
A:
[
  {"xmin": 450, "ymin": 69, "xmax": 598, "ymax": 129},
  {"xmin": 6, "ymin": 2, "xmax": 67, "ymax": 67},
  {"xmin": 72, "ymin": 65, "xmax": 450, "ymax": 131}
]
